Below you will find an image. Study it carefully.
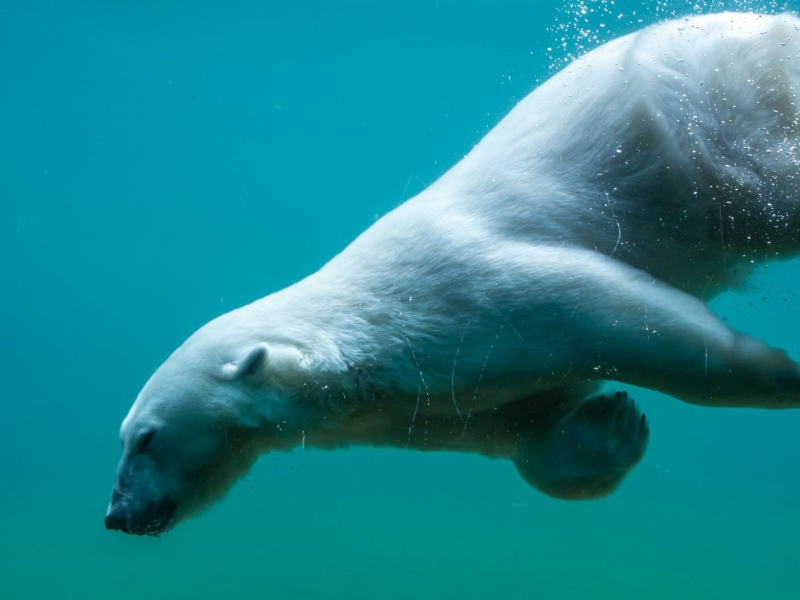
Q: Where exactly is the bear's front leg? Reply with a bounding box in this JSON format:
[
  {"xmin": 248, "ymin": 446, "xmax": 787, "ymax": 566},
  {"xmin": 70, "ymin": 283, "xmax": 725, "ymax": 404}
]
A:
[{"xmin": 493, "ymin": 244, "xmax": 800, "ymax": 408}]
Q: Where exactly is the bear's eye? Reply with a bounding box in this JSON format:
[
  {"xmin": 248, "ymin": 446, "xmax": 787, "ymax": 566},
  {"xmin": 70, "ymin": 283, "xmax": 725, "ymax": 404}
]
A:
[{"xmin": 135, "ymin": 429, "xmax": 156, "ymax": 453}]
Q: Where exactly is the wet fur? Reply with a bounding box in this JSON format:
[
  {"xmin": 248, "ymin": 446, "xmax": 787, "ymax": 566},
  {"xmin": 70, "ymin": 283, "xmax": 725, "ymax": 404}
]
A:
[{"xmin": 109, "ymin": 13, "xmax": 800, "ymax": 534}]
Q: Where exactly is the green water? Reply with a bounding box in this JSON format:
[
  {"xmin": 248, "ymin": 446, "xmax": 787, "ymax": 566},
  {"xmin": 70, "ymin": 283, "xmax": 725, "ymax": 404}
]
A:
[{"xmin": 2, "ymin": 1, "xmax": 800, "ymax": 598}]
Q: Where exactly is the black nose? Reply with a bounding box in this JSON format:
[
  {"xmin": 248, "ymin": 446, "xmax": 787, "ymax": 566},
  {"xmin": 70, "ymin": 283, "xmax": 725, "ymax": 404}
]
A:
[{"xmin": 105, "ymin": 505, "xmax": 127, "ymax": 531}]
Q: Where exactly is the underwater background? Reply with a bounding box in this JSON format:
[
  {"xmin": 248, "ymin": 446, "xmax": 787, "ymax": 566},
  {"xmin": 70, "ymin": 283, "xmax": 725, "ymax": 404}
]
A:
[{"xmin": 2, "ymin": 0, "xmax": 800, "ymax": 597}]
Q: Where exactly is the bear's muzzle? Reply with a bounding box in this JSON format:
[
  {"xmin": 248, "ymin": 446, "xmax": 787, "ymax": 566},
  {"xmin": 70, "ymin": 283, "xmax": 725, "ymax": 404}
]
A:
[{"xmin": 105, "ymin": 491, "xmax": 177, "ymax": 536}]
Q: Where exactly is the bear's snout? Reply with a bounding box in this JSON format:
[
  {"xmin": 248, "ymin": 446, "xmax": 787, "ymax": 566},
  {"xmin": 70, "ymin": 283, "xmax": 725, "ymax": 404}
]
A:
[
  {"xmin": 104, "ymin": 504, "xmax": 127, "ymax": 532},
  {"xmin": 105, "ymin": 491, "xmax": 177, "ymax": 536}
]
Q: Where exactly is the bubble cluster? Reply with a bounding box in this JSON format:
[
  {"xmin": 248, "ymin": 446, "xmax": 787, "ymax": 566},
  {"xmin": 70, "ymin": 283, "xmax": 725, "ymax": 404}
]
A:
[{"xmin": 547, "ymin": 0, "xmax": 786, "ymax": 71}]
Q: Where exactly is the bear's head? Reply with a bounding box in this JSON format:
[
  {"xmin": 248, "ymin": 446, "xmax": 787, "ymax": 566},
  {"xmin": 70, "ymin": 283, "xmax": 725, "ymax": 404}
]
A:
[{"xmin": 105, "ymin": 318, "xmax": 309, "ymax": 536}]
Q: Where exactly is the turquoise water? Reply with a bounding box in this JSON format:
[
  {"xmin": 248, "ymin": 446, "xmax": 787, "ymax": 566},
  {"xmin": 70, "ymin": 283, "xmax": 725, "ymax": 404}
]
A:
[{"xmin": 2, "ymin": 1, "xmax": 800, "ymax": 597}]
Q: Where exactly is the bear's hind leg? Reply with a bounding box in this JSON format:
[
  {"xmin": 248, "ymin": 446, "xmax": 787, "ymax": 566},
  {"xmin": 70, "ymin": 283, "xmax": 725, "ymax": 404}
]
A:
[{"xmin": 512, "ymin": 391, "xmax": 649, "ymax": 500}]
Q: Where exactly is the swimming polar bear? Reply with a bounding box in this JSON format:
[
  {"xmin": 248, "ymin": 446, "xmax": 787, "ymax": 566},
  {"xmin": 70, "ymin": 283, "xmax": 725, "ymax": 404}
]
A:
[{"xmin": 107, "ymin": 12, "xmax": 800, "ymax": 535}]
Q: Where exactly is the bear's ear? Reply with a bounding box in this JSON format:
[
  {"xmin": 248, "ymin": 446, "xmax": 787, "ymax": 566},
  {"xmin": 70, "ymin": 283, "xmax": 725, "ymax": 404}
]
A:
[{"xmin": 221, "ymin": 343, "xmax": 269, "ymax": 381}]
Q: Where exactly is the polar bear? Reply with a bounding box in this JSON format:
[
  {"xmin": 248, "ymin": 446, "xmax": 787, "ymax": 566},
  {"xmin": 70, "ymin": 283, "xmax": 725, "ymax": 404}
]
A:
[{"xmin": 107, "ymin": 12, "xmax": 800, "ymax": 535}]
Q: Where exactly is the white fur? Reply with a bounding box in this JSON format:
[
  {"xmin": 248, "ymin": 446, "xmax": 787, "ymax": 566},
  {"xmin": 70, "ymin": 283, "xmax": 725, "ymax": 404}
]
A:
[{"xmin": 109, "ymin": 13, "xmax": 800, "ymax": 534}]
